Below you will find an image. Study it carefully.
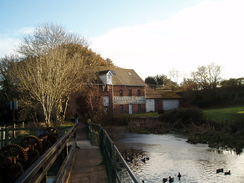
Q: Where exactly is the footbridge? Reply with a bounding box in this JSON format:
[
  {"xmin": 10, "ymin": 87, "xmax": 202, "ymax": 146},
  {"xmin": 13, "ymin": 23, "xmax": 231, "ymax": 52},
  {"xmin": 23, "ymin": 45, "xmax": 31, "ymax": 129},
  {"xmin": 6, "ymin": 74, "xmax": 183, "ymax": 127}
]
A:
[{"xmin": 0, "ymin": 122, "xmax": 139, "ymax": 183}]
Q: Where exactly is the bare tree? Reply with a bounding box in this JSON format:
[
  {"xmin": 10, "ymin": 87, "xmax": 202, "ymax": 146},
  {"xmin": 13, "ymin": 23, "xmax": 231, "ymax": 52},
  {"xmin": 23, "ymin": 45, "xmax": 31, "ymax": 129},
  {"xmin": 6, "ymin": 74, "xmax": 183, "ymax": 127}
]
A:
[
  {"xmin": 4, "ymin": 23, "xmax": 114, "ymax": 126},
  {"xmin": 84, "ymin": 85, "xmax": 104, "ymax": 123},
  {"xmin": 13, "ymin": 23, "xmax": 90, "ymax": 126},
  {"xmin": 191, "ymin": 63, "xmax": 223, "ymax": 101},
  {"xmin": 181, "ymin": 78, "xmax": 198, "ymax": 91},
  {"xmin": 17, "ymin": 23, "xmax": 87, "ymax": 57},
  {"xmin": 15, "ymin": 46, "xmax": 87, "ymax": 126},
  {"xmin": 168, "ymin": 68, "xmax": 181, "ymax": 84}
]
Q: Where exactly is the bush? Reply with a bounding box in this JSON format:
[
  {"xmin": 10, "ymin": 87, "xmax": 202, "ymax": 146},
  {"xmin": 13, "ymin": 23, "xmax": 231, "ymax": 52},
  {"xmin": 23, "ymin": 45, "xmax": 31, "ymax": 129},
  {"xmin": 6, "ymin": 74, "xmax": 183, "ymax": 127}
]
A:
[
  {"xmin": 158, "ymin": 108, "xmax": 205, "ymax": 126},
  {"xmin": 230, "ymin": 120, "xmax": 244, "ymax": 133}
]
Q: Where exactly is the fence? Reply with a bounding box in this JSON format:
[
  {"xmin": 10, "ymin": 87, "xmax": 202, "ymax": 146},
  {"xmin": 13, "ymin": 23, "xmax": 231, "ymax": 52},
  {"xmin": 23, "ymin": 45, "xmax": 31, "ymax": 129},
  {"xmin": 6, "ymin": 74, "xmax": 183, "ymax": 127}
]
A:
[
  {"xmin": 0, "ymin": 126, "xmax": 10, "ymax": 148},
  {"xmin": 88, "ymin": 122, "xmax": 139, "ymax": 183}
]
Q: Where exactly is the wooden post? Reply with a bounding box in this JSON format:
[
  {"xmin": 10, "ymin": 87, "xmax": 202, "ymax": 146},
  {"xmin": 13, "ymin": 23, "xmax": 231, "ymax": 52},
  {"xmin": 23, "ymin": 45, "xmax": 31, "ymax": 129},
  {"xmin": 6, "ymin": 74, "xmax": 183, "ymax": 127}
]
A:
[
  {"xmin": 10, "ymin": 101, "xmax": 18, "ymax": 138},
  {"xmin": 0, "ymin": 126, "xmax": 3, "ymax": 148},
  {"xmin": 40, "ymin": 174, "xmax": 47, "ymax": 183},
  {"xmin": 6, "ymin": 128, "xmax": 9, "ymax": 145}
]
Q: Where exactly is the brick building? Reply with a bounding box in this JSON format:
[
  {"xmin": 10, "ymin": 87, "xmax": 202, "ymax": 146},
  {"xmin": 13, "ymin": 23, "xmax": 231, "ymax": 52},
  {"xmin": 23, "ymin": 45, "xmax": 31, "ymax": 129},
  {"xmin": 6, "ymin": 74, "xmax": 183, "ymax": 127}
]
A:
[
  {"xmin": 66, "ymin": 67, "xmax": 181, "ymax": 118},
  {"xmin": 98, "ymin": 68, "xmax": 146, "ymax": 114}
]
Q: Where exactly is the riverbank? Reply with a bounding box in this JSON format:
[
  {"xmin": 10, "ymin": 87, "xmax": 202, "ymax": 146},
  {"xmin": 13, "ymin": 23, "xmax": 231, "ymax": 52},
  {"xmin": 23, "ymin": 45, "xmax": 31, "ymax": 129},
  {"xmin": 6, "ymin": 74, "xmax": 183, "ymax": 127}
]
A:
[{"xmin": 105, "ymin": 115, "xmax": 244, "ymax": 154}]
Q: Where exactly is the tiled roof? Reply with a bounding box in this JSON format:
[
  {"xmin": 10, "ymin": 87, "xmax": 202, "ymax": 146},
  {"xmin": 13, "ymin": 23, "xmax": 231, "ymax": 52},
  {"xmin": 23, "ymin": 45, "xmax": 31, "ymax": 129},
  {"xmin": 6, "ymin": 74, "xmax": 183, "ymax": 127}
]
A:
[
  {"xmin": 157, "ymin": 90, "xmax": 182, "ymax": 99},
  {"xmin": 98, "ymin": 70, "xmax": 110, "ymax": 75},
  {"xmin": 146, "ymin": 85, "xmax": 163, "ymax": 99},
  {"xmin": 99, "ymin": 68, "xmax": 146, "ymax": 86},
  {"xmin": 146, "ymin": 86, "xmax": 182, "ymax": 99}
]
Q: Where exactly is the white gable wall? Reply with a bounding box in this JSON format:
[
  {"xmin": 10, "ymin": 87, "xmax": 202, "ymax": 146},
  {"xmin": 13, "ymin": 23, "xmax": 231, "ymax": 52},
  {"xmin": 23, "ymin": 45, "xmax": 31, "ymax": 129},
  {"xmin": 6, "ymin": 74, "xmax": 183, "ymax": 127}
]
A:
[
  {"xmin": 99, "ymin": 71, "xmax": 113, "ymax": 85},
  {"xmin": 146, "ymin": 99, "xmax": 155, "ymax": 112},
  {"xmin": 107, "ymin": 72, "xmax": 112, "ymax": 84},
  {"xmin": 99, "ymin": 75, "xmax": 106, "ymax": 84}
]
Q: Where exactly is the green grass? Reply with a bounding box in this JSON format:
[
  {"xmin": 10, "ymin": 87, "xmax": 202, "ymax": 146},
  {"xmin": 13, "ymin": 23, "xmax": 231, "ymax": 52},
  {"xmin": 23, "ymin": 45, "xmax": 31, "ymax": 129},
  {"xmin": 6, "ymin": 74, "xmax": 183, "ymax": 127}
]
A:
[
  {"xmin": 116, "ymin": 106, "xmax": 244, "ymax": 124},
  {"xmin": 203, "ymin": 106, "xmax": 244, "ymax": 123}
]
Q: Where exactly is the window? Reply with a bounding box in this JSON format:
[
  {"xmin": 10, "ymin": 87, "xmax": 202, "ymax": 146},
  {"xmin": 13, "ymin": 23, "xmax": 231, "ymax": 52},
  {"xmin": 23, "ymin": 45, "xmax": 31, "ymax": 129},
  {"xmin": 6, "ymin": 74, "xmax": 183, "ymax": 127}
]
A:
[
  {"xmin": 156, "ymin": 100, "xmax": 160, "ymax": 105},
  {"xmin": 137, "ymin": 90, "xmax": 141, "ymax": 96},
  {"xmin": 119, "ymin": 90, "xmax": 123, "ymax": 96},
  {"xmin": 129, "ymin": 90, "xmax": 132, "ymax": 96},
  {"xmin": 120, "ymin": 105, "xmax": 124, "ymax": 113},
  {"xmin": 103, "ymin": 96, "xmax": 109, "ymax": 106}
]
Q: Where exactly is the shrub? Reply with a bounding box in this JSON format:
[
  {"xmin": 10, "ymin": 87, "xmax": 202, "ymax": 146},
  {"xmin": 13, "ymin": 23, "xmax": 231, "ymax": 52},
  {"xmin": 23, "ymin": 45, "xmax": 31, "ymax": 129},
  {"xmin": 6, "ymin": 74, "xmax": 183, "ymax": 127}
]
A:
[
  {"xmin": 230, "ymin": 120, "xmax": 244, "ymax": 133},
  {"xmin": 158, "ymin": 108, "xmax": 205, "ymax": 126}
]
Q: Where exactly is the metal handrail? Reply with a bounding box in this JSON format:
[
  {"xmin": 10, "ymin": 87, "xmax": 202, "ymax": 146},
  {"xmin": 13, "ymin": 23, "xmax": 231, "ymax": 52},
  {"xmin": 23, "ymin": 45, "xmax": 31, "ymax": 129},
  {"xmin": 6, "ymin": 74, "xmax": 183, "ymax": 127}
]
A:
[
  {"xmin": 15, "ymin": 123, "xmax": 77, "ymax": 183},
  {"xmin": 89, "ymin": 122, "xmax": 139, "ymax": 183}
]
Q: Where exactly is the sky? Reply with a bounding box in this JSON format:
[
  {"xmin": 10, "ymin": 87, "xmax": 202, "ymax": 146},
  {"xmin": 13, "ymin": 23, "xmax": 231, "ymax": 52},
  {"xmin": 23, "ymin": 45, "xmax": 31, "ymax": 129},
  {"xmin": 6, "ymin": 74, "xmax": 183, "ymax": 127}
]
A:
[{"xmin": 1, "ymin": 0, "xmax": 244, "ymax": 83}]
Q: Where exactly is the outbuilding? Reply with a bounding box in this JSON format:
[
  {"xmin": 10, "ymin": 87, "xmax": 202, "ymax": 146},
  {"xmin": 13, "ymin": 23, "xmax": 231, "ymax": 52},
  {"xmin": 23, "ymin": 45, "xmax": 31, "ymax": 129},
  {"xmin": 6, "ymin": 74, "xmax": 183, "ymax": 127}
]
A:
[{"xmin": 158, "ymin": 90, "xmax": 181, "ymax": 111}]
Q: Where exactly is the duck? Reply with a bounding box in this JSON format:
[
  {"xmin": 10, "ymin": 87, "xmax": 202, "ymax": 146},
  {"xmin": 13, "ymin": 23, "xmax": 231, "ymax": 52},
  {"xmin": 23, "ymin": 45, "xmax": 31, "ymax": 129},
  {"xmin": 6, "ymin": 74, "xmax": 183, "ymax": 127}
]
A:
[
  {"xmin": 177, "ymin": 172, "xmax": 181, "ymax": 180},
  {"xmin": 126, "ymin": 152, "xmax": 134, "ymax": 163},
  {"xmin": 125, "ymin": 158, "xmax": 133, "ymax": 163},
  {"xmin": 128, "ymin": 152, "xmax": 134, "ymax": 159},
  {"xmin": 141, "ymin": 158, "xmax": 146, "ymax": 163},
  {"xmin": 216, "ymin": 168, "xmax": 224, "ymax": 173},
  {"xmin": 162, "ymin": 178, "xmax": 168, "ymax": 183},
  {"xmin": 224, "ymin": 170, "xmax": 231, "ymax": 175},
  {"xmin": 169, "ymin": 176, "xmax": 174, "ymax": 183}
]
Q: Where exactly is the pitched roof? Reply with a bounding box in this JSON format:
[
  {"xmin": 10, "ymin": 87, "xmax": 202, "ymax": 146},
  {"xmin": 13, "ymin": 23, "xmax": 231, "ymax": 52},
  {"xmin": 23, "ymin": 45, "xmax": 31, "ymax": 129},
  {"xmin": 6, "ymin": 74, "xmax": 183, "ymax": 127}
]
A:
[
  {"xmin": 98, "ymin": 68, "xmax": 146, "ymax": 86},
  {"xmin": 157, "ymin": 90, "xmax": 182, "ymax": 99},
  {"xmin": 146, "ymin": 85, "xmax": 163, "ymax": 99},
  {"xmin": 98, "ymin": 70, "xmax": 110, "ymax": 75}
]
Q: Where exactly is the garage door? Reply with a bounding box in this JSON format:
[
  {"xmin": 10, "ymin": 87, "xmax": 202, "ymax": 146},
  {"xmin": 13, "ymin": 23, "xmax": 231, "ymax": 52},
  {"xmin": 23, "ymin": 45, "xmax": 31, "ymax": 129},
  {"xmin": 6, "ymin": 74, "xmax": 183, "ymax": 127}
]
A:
[{"xmin": 163, "ymin": 100, "xmax": 179, "ymax": 110}]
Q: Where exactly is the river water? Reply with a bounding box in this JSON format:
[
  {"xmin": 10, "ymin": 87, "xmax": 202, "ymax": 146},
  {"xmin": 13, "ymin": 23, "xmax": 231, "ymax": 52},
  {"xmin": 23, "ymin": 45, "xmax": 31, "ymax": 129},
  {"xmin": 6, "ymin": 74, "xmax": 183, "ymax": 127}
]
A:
[{"xmin": 114, "ymin": 133, "xmax": 244, "ymax": 183}]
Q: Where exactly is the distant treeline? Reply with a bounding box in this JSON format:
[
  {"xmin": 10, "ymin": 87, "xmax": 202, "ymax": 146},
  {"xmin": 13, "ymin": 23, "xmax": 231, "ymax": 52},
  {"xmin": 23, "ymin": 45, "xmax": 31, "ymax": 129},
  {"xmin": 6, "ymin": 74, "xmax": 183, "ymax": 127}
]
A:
[{"xmin": 179, "ymin": 86, "xmax": 244, "ymax": 108}]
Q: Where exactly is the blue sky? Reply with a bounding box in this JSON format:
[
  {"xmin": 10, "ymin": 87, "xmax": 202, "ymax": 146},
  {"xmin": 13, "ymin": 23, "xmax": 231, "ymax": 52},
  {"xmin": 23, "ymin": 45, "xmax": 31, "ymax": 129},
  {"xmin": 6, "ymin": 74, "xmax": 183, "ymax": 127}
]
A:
[{"xmin": 1, "ymin": 0, "xmax": 244, "ymax": 82}]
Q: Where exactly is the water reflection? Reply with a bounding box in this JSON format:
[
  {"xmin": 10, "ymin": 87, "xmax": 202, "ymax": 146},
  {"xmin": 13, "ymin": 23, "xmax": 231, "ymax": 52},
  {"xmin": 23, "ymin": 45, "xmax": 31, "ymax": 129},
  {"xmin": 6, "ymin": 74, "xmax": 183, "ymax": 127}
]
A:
[{"xmin": 114, "ymin": 133, "xmax": 244, "ymax": 183}]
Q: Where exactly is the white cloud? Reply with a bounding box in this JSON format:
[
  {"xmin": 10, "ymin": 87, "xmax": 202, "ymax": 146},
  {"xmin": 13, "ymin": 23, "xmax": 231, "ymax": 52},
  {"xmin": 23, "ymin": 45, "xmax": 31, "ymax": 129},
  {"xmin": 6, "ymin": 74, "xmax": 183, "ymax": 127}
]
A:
[
  {"xmin": 16, "ymin": 27, "xmax": 34, "ymax": 35},
  {"xmin": 0, "ymin": 36, "xmax": 20, "ymax": 57},
  {"xmin": 0, "ymin": 27, "xmax": 34, "ymax": 57},
  {"xmin": 91, "ymin": 0, "xmax": 244, "ymax": 81}
]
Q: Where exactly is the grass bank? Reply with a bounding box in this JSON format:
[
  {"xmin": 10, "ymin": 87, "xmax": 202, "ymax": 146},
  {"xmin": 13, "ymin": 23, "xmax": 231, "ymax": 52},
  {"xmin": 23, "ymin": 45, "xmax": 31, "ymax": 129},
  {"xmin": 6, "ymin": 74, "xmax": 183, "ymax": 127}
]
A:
[{"xmin": 204, "ymin": 105, "xmax": 244, "ymax": 123}]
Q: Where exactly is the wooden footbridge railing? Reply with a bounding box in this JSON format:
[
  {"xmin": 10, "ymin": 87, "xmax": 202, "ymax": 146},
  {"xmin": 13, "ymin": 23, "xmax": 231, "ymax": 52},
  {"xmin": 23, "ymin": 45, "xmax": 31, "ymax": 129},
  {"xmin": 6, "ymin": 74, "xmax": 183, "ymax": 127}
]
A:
[{"xmin": 0, "ymin": 124, "xmax": 77, "ymax": 183}]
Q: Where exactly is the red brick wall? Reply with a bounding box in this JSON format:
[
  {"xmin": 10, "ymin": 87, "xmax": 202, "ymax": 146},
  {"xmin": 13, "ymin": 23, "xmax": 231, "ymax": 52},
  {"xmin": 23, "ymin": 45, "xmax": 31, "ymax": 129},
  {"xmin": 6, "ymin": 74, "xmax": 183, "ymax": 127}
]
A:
[
  {"xmin": 66, "ymin": 85, "xmax": 147, "ymax": 117},
  {"xmin": 112, "ymin": 85, "xmax": 145, "ymax": 96},
  {"xmin": 113, "ymin": 103, "xmax": 146, "ymax": 114},
  {"xmin": 111, "ymin": 85, "xmax": 146, "ymax": 114}
]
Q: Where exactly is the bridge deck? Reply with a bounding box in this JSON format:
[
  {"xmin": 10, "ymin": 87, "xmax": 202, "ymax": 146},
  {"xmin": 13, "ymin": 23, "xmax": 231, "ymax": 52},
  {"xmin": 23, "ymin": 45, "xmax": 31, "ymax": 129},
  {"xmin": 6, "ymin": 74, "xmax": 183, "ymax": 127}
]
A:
[{"xmin": 68, "ymin": 122, "xmax": 109, "ymax": 183}]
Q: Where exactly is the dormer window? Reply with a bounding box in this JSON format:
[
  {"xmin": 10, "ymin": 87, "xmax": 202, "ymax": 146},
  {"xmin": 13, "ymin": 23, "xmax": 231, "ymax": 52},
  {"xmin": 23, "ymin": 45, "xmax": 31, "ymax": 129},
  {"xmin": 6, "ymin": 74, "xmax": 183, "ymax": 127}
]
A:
[{"xmin": 98, "ymin": 70, "xmax": 112, "ymax": 85}]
